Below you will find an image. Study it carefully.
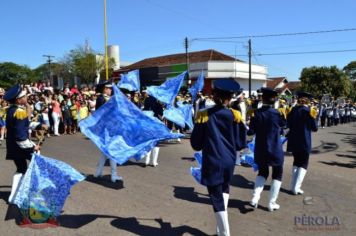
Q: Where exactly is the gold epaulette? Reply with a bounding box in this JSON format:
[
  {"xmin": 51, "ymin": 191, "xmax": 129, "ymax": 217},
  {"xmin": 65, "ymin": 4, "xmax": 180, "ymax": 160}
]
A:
[
  {"xmin": 247, "ymin": 108, "xmax": 256, "ymax": 118},
  {"xmin": 13, "ymin": 107, "xmax": 28, "ymax": 120},
  {"xmin": 278, "ymin": 107, "xmax": 287, "ymax": 119},
  {"xmin": 195, "ymin": 110, "xmax": 209, "ymax": 124},
  {"xmin": 310, "ymin": 106, "xmax": 318, "ymax": 119},
  {"xmin": 230, "ymin": 108, "xmax": 243, "ymax": 123}
]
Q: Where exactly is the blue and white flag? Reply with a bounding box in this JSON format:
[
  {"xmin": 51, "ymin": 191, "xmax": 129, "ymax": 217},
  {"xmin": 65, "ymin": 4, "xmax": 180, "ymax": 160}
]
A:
[
  {"xmin": 240, "ymin": 136, "xmax": 287, "ymax": 172},
  {"xmin": 163, "ymin": 106, "xmax": 186, "ymax": 128},
  {"xmin": 163, "ymin": 104, "xmax": 194, "ymax": 129},
  {"xmin": 190, "ymin": 167, "xmax": 202, "ymax": 185},
  {"xmin": 188, "ymin": 71, "xmax": 204, "ymax": 102},
  {"xmin": 190, "ymin": 152, "xmax": 203, "ymax": 185},
  {"xmin": 14, "ymin": 153, "xmax": 85, "ymax": 217},
  {"xmin": 179, "ymin": 104, "xmax": 194, "ymax": 130},
  {"xmin": 147, "ymin": 71, "xmax": 187, "ymax": 105},
  {"xmin": 79, "ymin": 84, "xmax": 183, "ymax": 165},
  {"xmin": 142, "ymin": 110, "xmax": 164, "ymax": 124},
  {"xmin": 118, "ymin": 69, "xmax": 140, "ymax": 92}
]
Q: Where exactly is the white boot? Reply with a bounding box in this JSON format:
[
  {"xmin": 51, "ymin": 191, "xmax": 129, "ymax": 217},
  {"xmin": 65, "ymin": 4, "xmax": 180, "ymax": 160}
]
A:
[
  {"xmin": 176, "ymin": 129, "xmax": 181, "ymax": 143},
  {"xmin": 94, "ymin": 154, "xmax": 106, "ymax": 178},
  {"xmin": 215, "ymin": 211, "xmax": 230, "ymax": 236},
  {"xmin": 145, "ymin": 151, "xmax": 152, "ymax": 166},
  {"xmin": 223, "ymin": 193, "xmax": 229, "ymax": 210},
  {"xmin": 250, "ymin": 176, "xmax": 266, "ymax": 208},
  {"xmin": 151, "ymin": 147, "xmax": 160, "ymax": 167},
  {"xmin": 293, "ymin": 168, "xmax": 307, "ymax": 195},
  {"xmin": 217, "ymin": 193, "xmax": 230, "ymax": 235},
  {"xmin": 290, "ymin": 166, "xmax": 298, "ymax": 192},
  {"xmin": 8, "ymin": 173, "xmax": 23, "ymax": 204},
  {"xmin": 110, "ymin": 159, "xmax": 123, "ymax": 182},
  {"xmin": 235, "ymin": 151, "xmax": 241, "ymax": 166},
  {"xmin": 268, "ymin": 179, "xmax": 282, "ymax": 212}
]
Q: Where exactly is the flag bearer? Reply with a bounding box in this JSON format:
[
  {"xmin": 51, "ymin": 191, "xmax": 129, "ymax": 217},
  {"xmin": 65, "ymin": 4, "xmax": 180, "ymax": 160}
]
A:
[
  {"xmin": 190, "ymin": 79, "xmax": 246, "ymax": 236},
  {"xmin": 93, "ymin": 81, "xmax": 122, "ymax": 182},
  {"xmin": 4, "ymin": 85, "xmax": 40, "ymax": 204}
]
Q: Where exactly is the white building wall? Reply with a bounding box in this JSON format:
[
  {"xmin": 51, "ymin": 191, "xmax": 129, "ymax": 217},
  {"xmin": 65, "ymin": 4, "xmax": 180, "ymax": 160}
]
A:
[{"xmin": 189, "ymin": 61, "xmax": 268, "ymax": 96}]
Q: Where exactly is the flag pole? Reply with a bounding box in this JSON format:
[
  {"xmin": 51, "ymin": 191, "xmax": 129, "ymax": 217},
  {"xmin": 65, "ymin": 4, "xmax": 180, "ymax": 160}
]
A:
[{"xmin": 104, "ymin": 0, "xmax": 109, "ymax": 81}]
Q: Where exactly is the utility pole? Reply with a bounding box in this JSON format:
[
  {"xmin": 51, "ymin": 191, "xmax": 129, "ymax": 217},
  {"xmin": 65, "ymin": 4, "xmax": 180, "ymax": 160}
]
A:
[
  {"xmin": 248, "ymin": 39, "xmax": 252, "ymax": 98},
  {"xmin": 104, "ymin": 0, "xmax": 109, "ymax": 80},
  {"xmin": 43, "ymin": 55, "xmax": 54, "ymax": 82},
  {"xmin": 234, "ymin": 45, "xmax": 237, "ymax": 79},
  {"xmin": 185, "ymin": 37, "xmax": 190, "ymax": 75}
]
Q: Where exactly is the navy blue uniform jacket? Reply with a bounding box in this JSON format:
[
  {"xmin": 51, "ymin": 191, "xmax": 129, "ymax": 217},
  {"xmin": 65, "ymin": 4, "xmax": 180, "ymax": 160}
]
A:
[
  {"xmin": 287, "ymin": 105, "xmax": 318, "ymax": 154},
  {"xmin": 190, "ymin": 106, "xmax": 246, "ymax": 186},
  {"xmin": 96, "ymin": 94, "xmax": 108, "ymax": 110},
  {"xmin": 249, "ymin": 106, "xmax": 286, "ymax": 167},
  {"xmin": 6, "ymin": 105, "xmax": 34, "ymax": 160}
]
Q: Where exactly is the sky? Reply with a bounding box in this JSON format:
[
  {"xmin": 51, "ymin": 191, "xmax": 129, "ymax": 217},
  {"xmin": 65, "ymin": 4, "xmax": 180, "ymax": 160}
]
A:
[{"xmin": 0, "ymin": 0, "xmax": 355, "ymax": 81}]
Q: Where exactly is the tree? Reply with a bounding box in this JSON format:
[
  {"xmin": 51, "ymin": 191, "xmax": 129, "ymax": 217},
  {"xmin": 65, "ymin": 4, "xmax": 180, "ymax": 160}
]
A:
[
  {"xmin": 349, "ymin": 80, "xmax": 356, "ymax": 101},
  {"xmin": 299, "ymin": 66, "xmax": 351, "ymax": 98},
  {"xmin": 0, "ymin": 62, "xmax": 35, "ymax": 88},
  {"xmin": 343, "ymin": 61, "xmax": 356, "ymax": 80},
  {"xmin": 64, "ymin": 46, "xmax": 115, "ymax": 85}
]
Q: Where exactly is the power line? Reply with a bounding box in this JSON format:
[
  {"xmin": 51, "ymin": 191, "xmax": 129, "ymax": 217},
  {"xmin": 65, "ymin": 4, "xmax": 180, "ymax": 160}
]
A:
[
  {"xmin": 255, "ymin": 49, "xmax": 356, "ymax": 56},
  {"xmin": 230, "ymin": 49, "xmax": 356, "ymax": 57},
  {"xmin": 191, "ymin": 39, "xmax": 245, "ymax": 44},
  {"xmin": 192, "ymin": 28, "xmax": 356, "ymax": 40},
  {"xmin": 143, "ymin": 0, "xmax": 229, "ymax": 34}
]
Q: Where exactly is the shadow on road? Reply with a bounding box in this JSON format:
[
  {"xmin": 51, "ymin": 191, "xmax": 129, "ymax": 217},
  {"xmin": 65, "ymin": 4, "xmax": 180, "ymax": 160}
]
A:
[
  {"xmin": 181, "ymin": 157, "xmax": 195, "ymax": 162},
  {"xmin": 124, "ymin": 160, "xmax": 147, "ymax": 168},
  {"xmin": 172, "ymin": 186, "xmax": 253, "ymax": 214},
  {"xmin": 59, "ymin": 210, "xmax": 210, "ymax": 235},
  {"xmin": 230, "ymin": 174, "xmax": 254, "ymax": 189},
  {"xmin": 336, "ymin": 153, "xmax": 356, "ymax": 159},
  {"xmin": 0, "ymin": 186, "xmax": 10, "ymax": 202},
  {"xmin": 0, "ymin": 186, "xmax": 19, "ymax": 222},
  {"xmin": 319, "ymin": 161, "xmax": 356, "ymax": 169},
  {"xmin": 318, "ymin": 131, "xmax": 356, "ymax": 168},
  {"xmin": 58, "ymin": 214, "xmax": 117, "ymax": 229},
  {"xmin": 284, "ymin": 141, "xmax": 339, "ymax": 156},
  {"xmin": 111, "ymin": 217, "xmax": 210, "ymax": 236},
  {"xmin": 84, "ymin": 175, "xmax": 124, "ymax": 190}
]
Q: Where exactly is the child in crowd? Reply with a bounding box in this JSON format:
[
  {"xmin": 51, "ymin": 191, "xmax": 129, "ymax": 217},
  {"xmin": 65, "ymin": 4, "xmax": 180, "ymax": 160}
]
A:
[
  {"xmin": 0, "ymin": 99, "xmax": 8, "ymax": 144},
  {"xmin": 70, "ymin": 101, "xmax": 79, "ymax": 134},
  {"xmin": 79, "ymin": 100, "xmax": 89, "ymax": 121},
  {"xmin": 61, "ymin": 100, "xmax": 72, "ymax": 134}
]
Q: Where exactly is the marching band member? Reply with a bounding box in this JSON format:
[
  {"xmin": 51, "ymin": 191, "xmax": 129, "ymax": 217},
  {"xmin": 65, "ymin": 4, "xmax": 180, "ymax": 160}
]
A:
[
  {"xmin": 4, "ymin": 85, "xmax": 40, "ymax": 203},
  {"xmin": 191, "ymin": 79, "xmax": 246, "ymax": 236},
  {"xmin": 249, "ymin": 88, "xmax": 286, "ymax": 211},
  {"xmin": 93, "ymin": 81, "xmax": 123, "ymax": 182},
  {"xmin": 287, "ymin": 91, "xmax": 318, "ymax": 195}
]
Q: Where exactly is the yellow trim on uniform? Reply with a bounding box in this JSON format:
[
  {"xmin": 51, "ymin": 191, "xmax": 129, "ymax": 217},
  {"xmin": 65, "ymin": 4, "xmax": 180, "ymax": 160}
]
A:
[
  {"xmin": 310, "ymin": 106, "xmax": 318, "ymax": 119},
  {"xmin": 278, "ymin": 107, "xmax": 287, "ymax": 119},
  {"xmin": 13, "ymin": 108, "xmax": 28, "ymax": 120},
  {"xmin": 195, "ymin": 110, "xmax": 209, "ymax": 124},
  {"xmin": 230, "ymin": 108, "xmax": 243, "ymax": 123},
  {"xmin": 247, "ymin": 108, "xmax": 256, "ymax": 118}
]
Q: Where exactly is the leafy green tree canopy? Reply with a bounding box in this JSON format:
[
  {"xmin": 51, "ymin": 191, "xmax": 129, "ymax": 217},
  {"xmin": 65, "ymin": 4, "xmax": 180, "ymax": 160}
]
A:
[
  {"xmin": 343, "ymin": 61, "xmax": 356, "ymax": 80},
  {"xmin": 299, "ymin": 66, "xmax": 351, "ymax": 98},
  {"xmin": 0, "ymin": 62, "xmax": 35, "ymax": 88}
]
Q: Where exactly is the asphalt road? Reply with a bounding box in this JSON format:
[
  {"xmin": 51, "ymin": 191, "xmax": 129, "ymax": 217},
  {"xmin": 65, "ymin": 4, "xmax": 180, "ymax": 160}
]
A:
[{"xmin": 0, "ymin": 122, "xmax": 355, "ymax": 236}]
